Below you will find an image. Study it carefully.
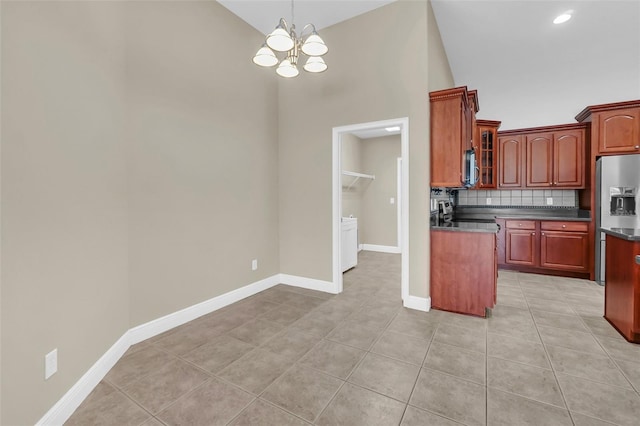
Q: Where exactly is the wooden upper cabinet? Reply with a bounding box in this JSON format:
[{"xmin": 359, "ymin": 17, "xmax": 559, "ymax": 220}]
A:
[
  {"xmin": 554, "ymin": 129, "xmax": 584, "ymax": 187},
  {"xmin": 498, "ymin": 135, "xmax": 523, "ymax": 188},
  {"xmin": 526, "ymin": 132, "xmax": 553, "ymax": 187},
  {"xmin": 430, "ymin": 86, "xmax": 473, "ymax": 187},
  {"xmin": 467, "ymin": 90, "xmax": 479, "ymax": 152},
  {"xmin": 475, "ymin": 120, "xmax": 501, "ymax": 189},
  {"xmin": 575, "ymin": 100, "xmax": 640, "ymax": 155},
  {"xmin": 597, "ymin": 108, "xmax": 640, "ymax": 154},
  {"xmin": 499, "ymin": 123, "xmax": 586, "ymax": 189}
]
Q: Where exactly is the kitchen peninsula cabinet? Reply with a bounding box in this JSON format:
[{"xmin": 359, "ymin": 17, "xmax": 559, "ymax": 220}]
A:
[
  {"xmin": 431, "ymin": 225, "xmax": 498, "ymax": 317},
  {"xmin": 497, "ymin": 218, "xmax": 590, "ymax": 278},
  {"xmin": 498, "ymin": 123, "xmax": 586, "ymax": 189},
  {"xmin": 576, "ymin": 101, "xmax": 640, "ymax": 155},
  {"xmin": 602, "ymin": 229, "xmax": 640, "ymax": 343},
  {"xmin": 475, "ymin": 120, "xmax": 501, "ymax": 188},
  {"xmin": 430, "ymin": 86, "xmax": 475, "ymax": 187}
]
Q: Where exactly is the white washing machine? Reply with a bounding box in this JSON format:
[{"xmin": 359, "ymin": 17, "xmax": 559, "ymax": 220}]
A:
[{"xmin": 341, "ymin": 217, "xmax": 358, "ymax": 272}]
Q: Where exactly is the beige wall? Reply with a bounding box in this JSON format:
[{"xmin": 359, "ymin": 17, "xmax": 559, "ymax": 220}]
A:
[
  {"xmin": 1, "ymin": 2, "xmax": 129, "ymax": 424},
  {"xmin": 0, "ymin": 1, "xmax": 454, "ymax": 423},
  {"xmin": 1, "ymin": 1, "xmax": 278, "ymax": 424},
  {"xmin": 427, "ymin": 0, "xmax": 454, "ymax": 91},
  {"xmin": 341, "ymin": 134, "xmax": 401, "ymax": 247},
  {"xmin": 341, "ymin": 133, "xmax": 363, "ymax": 220},
  {"xmin": 125, "ymin": 1, "xmax": 279, "ymax": 326},
  {"xmin": 279, "ymin": 0, "xmax": 452, "ymax": 298},
  {"xmin": 361, "ymin": 135, "xmax": 401, "ymax": 247}
]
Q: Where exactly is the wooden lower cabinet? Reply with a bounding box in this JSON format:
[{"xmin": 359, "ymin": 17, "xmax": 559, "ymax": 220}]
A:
[
  {"xmin": 540, "ymin": 231, "xmax": 589, "ymax": 271},
  {"xmin": 498, "ymin": 219, "xmax": 590, "ymax": 278},
  {"xmin": 431, "ymin": 230, "xmax": 497, "ymax": 317},
  {"xmin": 604, "ymin": 234, "xmax": 640, "ymax": 343},
  {"xmin": 505, "ymin": 220, "xmax": 537, "ymax": 265}
]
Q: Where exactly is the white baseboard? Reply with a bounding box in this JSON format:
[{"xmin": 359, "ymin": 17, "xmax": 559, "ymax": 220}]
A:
[
  {"xmin": 36, "ymin": 274, "xmax": 281, "ymax": 426},
  {"xmin": 278, "ymin": 273, "xmax": 337, "ymax": 294},
  {"xmin": 128, "ymin": 274, "xmax": 280, "ymax": 344},
  {"xmin": 403, "ymin": 295, "xmax": 431, "ymax": 312},
  {"xmin": 361, "ymin": 244, "xmax": 401, "ymax": 254},
  {"xmin": 36, "ymin": 333, "xmax": 131, "ymax": 426}
]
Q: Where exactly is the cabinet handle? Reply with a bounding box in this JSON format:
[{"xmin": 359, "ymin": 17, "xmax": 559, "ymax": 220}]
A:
[
  {"xmin": 532, "ymin": 232, "xmax": 535, "ymax": 236},
  {"xmin": 562, "ymin": 224, "xmax": 566, "ymax": 228},
  {"xmin": 636, "ymin": 146, "xmax": 640, "ymax": 149},
  {"xmin": 541, "ymin": 232, "xmax": 545, "ymax": 236}
]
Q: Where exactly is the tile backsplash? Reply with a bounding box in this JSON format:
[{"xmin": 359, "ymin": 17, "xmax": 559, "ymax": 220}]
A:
[{"xmin": 457, "ymin": 189, "xmax": 577, "ymax": 207}]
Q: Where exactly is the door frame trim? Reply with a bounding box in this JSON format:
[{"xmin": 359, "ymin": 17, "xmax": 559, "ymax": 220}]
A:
[{"xmin": 331, "ymin": 117, "xmax": 409, "ymax": 302}]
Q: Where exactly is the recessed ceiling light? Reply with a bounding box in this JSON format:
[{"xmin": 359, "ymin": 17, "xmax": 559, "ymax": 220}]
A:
[
  {"xmin": 385, "ymin": 126, "xmax": 401, "ymax": 132},
  {"xmin": 553, "ymin": 11, "xmax": 573, "ymax": 24}
]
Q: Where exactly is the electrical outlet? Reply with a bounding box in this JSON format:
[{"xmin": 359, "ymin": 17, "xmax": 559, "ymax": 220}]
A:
[
  {"xmin": 486, "ymin": 197, "xmax": 492, "ymax": 205},
  {"xmin": 45, "ymin": 349, "xmax": 57, "ymax": 380},
  {"xmin": 251, "ymin": 259, "xmax": 258, "ymax": 271},
  {"xmin": 546, "ymin": 197, "xmax": 553, "ymax": 205},
  {"xmin": 389, "ymin": 197, "xmax": 395, "ymax": 205}
]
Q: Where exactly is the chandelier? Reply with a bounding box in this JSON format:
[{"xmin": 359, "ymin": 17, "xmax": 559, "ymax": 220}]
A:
[{"xmin": 252, "ymin": 0, "xmax": 328, "ymax": 78}]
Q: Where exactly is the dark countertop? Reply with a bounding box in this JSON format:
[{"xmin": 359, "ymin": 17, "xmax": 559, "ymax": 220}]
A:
[
  {"xmin": 455, "ymin": 207, "xmax": 591, "ymax": 222},
  {"xmin": 431, "ymin": 221, "xmax": 500, "ymax": 233},
  {"xmin": 602, "ymin": 227, "xmax": 640, "ymax": 241}
]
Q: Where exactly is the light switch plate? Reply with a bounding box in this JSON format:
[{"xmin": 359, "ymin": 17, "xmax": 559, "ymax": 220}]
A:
[
  {"xmin": 251, "ymin": 259, "xmax": 258, "ymax": 271},
  {"xmin": 486, "ymin": 197, "xmax": 492, "ymax": 205},
  {"xmin": 546, "ymin": 197, "xmax": 553, "ymax": 205}
]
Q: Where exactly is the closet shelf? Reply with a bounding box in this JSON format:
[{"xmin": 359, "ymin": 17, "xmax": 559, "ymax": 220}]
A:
[{"xmin": 342, "ymin": 170, "xmax": 375, "ymax": 190}]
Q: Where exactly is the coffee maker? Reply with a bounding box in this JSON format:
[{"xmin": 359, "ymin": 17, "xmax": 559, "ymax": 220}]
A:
[{"xmin": 438, "ymin": 200, "xmax": 453, "ymax": 225}]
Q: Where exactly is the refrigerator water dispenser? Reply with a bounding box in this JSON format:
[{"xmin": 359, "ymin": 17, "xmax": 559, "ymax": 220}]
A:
[{"xmin": 610, "ymin": 187, "xmax": 636, "ymax": 216}]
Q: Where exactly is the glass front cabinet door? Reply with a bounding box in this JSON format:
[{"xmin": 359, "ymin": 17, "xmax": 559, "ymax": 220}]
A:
[{"xmin": 475, "ymin": 120, "xmax": 501, "ymax": 189}]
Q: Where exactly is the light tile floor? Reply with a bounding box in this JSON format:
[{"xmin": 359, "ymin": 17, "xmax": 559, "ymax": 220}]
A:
[{"xmin": 66, "ymin": 252, "xmax": 640, "ymax": 425}]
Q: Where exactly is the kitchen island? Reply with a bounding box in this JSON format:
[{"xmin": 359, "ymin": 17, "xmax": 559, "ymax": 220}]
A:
[
  {"xmin": 602, "ymin": 227, "xmax": 640, "ymax": 343},
  {"xmin": 430, "ymin": 222, "xmax": 499, "ymax": 317}
]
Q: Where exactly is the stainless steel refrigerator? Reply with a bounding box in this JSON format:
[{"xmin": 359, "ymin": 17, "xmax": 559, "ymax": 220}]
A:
[{"xmin": 595, "ymin": 154, "xmax": 640, "ymax": 284}]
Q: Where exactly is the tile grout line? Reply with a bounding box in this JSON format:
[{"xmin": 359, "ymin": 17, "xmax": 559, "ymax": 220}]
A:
[{"xmin": 524, "ymin": 276, "xmax": 579, "ymax": 426}]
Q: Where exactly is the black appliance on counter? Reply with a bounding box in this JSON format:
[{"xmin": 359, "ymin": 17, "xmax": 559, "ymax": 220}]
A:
[{"xmin": 432, "ymin": 200, "xmax": 453, "ymax": 226}]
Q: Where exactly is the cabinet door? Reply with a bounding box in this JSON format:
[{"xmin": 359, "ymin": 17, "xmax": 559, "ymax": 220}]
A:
[
  {"xmin": 554, "ymin": 130, "xmax": 584, "ymax": 187},
  {"xmin": 506, "ymin": 229, "xmax": 537, "ymax": 266},
  {"xmin": 477, "ymin": 126, "xmax": 497, "ymax": 188},
  {"xmin": 498, "ymin": 135, "xmax": 523, "ymax": 188},
  {"xmin": 540, "ymin": 231, "xmax": 589, "ymax": 272},
  {"xmin": 597, "ymin": 108, "xmax": 640, "ymax": 154},
  {"xmin": 525, "ymin": 133, "xmax": 553, "ymax": 187},
  {"xmin": 464, "ymin": 96, "xmax": 474, "ymax": 152},
  {"xmin": 430, "ymin": 93, "xmax": 465, "ymax": 187}
]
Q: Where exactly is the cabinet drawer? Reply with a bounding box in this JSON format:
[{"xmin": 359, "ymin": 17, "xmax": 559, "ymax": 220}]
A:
[
  {"xmin": 541, "ymin": 221, "xmax": 588, "ymax": 232},
  {"xmin": 505, "ymin": 220, "xmax": 536, "ymax": 230}
]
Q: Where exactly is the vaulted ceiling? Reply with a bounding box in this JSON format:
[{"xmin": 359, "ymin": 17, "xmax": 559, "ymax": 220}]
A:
[{"xmin": 219, "ymin": 0, "xmax": 640, "ymax": 129}]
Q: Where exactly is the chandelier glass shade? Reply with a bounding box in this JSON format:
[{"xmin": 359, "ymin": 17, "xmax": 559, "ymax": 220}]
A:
[{"xmin": 253, "ymin": 16, "xmax": 328, "ymax": 78}]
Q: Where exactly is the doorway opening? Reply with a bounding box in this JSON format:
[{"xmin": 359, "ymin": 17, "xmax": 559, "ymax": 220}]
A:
[{"xmin": 331, "ymin": 118, "xmax": 409, "ymax": 304}]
